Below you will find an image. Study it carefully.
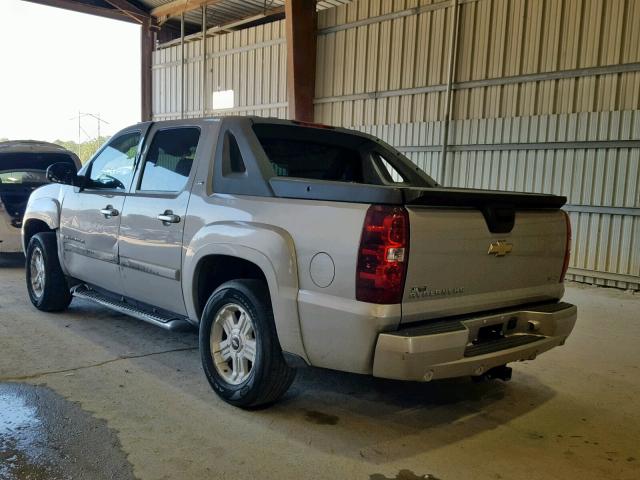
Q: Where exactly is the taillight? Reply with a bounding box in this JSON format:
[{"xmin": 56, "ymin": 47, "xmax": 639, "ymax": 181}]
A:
[
  {"xmin": 560, "ymin": 210, "xmax": 572, "ymax": 282},
  {"xmin": 356, "ymin": 205, "xmax": 409, "ymax": 304}
]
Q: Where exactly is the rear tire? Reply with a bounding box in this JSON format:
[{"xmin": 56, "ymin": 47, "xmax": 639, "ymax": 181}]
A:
[
  {"xmin": 199, "ymin": 279, "xmax": 296, "ymax": 408},
  {"xmin": 26, "ymin": 232, "xmax": 72, "ymax": 312}
]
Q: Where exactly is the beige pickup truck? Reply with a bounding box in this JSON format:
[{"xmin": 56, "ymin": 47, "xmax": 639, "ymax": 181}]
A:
[{"xmin": 21, "ymin": 117, "xmax": 576, "ymax": 408}]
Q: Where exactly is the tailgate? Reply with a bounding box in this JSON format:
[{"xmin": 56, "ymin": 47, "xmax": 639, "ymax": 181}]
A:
[{"xmin": 402, "ymin": 201, "xmax": 567, "ymax": 324}]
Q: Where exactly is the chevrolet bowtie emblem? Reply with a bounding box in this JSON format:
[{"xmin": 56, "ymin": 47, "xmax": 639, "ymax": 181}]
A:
[{"xmin": 488, "ymin": 240, "xmax": 513, "ymax": 256}]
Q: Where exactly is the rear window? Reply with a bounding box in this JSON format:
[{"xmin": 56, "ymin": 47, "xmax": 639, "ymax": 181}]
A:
[{"xmin": 252, "ymin": 124, "xmax": 409, "ymax": 185}]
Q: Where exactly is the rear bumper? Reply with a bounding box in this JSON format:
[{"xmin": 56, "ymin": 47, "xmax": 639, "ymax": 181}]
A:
[{"xmin": 373, "ymin": 302, "xmax": 577, "ymax": 381}]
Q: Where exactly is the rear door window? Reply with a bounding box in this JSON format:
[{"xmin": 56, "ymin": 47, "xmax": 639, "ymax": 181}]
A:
[{"xmin": 138, "ymin": 128, "xmax": 200, "ymax": 192}]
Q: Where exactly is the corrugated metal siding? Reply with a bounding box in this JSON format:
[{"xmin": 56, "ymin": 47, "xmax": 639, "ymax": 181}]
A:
[
  {"xmin": 314, "ymin": 0, "xmax": 640, "ymax": 125},
  {"xmin": 151, "ymin": 0, "xmax": 640, "ymax": 289},
  {"xmin": 152, "ymin": 20, "xmax": 288, "ymax": 120}
]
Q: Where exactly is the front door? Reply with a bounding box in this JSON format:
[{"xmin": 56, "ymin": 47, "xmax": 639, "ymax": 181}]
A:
[
  {"xmin": 117, "ymin": 125, "xmax": 201, "ymax": 315},
  {"xmin": 59, "ymin": 130, "xmax": 143, "ymax": 295}
]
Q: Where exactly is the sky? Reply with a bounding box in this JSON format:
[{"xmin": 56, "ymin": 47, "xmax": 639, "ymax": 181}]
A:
[{"xmin": 0, "ymin": 0, "xmax": 140, "ymax": 142}]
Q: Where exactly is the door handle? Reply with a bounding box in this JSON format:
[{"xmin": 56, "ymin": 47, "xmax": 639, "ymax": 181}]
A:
[
  {"xmin": 157, "ymin": 210, "xmax": 181, "ymax": 224},
  {"xmin": 100, "ymin": 206, "xmax": 119, "ymax": 218}
]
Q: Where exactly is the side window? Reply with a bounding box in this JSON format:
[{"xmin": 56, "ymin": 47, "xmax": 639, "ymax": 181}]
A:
[
  {"xmin": 138, "ymin": 128, "xmax": 200, "ymax": 192},
  {"xmin": 88, "ymin": 132, "xmax": 141, "ymax": 190},
  {"xmin": 221, "ymin": 132, "xmax": 246, "ymax": 175}
]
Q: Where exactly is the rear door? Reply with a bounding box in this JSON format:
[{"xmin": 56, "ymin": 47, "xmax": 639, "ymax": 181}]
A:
[
  {"xmin": 117, "ymin": 125, "xmax": 201, "ymax": 315},
  {"xmin": 60, "ymin": 129, "xmax": 144, "ymax": 294}
]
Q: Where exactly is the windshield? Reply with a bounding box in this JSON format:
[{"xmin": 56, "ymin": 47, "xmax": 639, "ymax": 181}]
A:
[{"xmin": 0, "ymin": 170, "xmax": 48, "ymax": 185}]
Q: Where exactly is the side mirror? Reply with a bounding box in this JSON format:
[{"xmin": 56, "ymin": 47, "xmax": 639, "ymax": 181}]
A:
[{"xmin": 46, "ymin": 162, "xmax": 80, "ymax": 186}]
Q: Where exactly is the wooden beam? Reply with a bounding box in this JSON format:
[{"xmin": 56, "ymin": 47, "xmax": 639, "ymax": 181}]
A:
[
  {"xmin": 285, "ymin": 0, "xmax": 317, "ymax": 122},
  {"xmin": 141, "ymin": 17, "xmax": 154, "ymax": 121},
  {"xmin": 104, "ymin": 0, "xmax": 151, "ymax": 24},
  {"xmin": 151, "ymin": 0, "xmax": 224, "ymax": 24},
  {"xmin": 23, "ymin": 0, "xmax": 140, "ymax": 24}
]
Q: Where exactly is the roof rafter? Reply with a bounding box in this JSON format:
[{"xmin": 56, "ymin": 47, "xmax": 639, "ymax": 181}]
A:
[
  {"xmin": 23, "ymin": 0, "xmax": 141, "ymax": 24},
  {"xmin": 151, "ymin": 0, "xmax": 225, "ymax": 24},
  {"xmin": 156, "ymin": 5, "xmax": 284, "ymax": 48},
  {"xmin": 103, "ymin": 0, "xmax": 151, "ymax": 24}
]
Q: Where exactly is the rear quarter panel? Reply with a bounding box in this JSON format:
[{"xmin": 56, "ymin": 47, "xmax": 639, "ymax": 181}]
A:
[{"xmin": 181, "ymin": 178, "xmax": 396, "ymax": 370}]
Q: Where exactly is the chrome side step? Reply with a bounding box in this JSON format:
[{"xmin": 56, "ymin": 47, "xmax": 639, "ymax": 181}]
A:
[{"xmin": 71, "ymin": 285, "xmax": 192, "ymax": 332}]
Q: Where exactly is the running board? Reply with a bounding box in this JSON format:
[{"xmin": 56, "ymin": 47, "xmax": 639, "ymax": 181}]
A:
[{"xmin": 71, "ymin": 285, "xmax": 192, "ymax": 332}]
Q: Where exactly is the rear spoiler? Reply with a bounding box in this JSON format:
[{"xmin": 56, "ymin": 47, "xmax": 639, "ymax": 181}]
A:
[
  {"xmin": 270, "ymin": 178, "xmax": 565, "ymax": 234},
  {"xmin": 403, "ymin": 187, "xmax": 566, "ymax": 209},
  {"xmin": 404, "ymin": 187, "xmax": 566, "ymax": 234},
  {"xmin": 271, "ymin": 178, "xmax": 565, "ymax": 208}
]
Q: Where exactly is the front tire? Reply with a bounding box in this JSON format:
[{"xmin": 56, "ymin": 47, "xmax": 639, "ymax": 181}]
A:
[
  {"xmin": 26, "ymin": 232, "xmax": 72, "ymax": 312},
  {"xmin": 199, "ymin": 279, "xmax": 296, "ymax": 408}
]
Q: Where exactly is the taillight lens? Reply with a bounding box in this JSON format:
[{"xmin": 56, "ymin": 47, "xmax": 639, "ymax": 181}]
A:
[
  {"xmin": 356, "ymin": 205, "xmax": 409, "ymax": 304},
  {"xmin": 560, "ymin": 210, "xmax": 572, "ymax": 282}
]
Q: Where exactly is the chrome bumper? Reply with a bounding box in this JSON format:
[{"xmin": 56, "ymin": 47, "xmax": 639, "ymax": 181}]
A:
[{"xmin": 372, "ymin": 302, "xmax": 577, "ymax": 381}]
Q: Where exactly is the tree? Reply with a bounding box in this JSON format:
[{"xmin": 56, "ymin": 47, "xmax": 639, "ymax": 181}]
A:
[{"xmin": 54, "ymin": 136, "xmax": 110, "ymax": 164}]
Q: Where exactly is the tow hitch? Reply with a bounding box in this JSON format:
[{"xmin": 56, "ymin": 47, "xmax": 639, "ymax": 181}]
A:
[{"xmin": 472, "ymin": 365, "xmax": 512, "ymax": 382}]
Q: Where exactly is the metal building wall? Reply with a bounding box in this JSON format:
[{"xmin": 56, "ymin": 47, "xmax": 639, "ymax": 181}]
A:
[
  {"xmin": 315, "ymin": 0, "xmax": 640, "ymax": 290},
  {"xmin": 151, "ymin": 0, "xmax": 640, "ymax": 290},
  {"xmin": 152, "ymin": 20, "xmax": 288, "ymax": 120},
  {"xmin": 315, "ymin": 0, "xmax": 640, "ymax": 123}
]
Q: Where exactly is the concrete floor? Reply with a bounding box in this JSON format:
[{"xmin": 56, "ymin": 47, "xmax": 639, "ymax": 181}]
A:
[{"xmin": 0, "ymin": 253, "xmax": 638, "ymax": 480}]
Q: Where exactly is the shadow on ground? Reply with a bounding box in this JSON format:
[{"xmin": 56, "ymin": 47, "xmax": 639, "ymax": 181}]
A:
[
  {"xmin": 27, "ymin": 298, "xmax": 556, "ymax": 464},
  {"xmin": 0, "ymin": 262, "xmax": 556, "ymax": 467},
  {"xmin": 0, "ymin": 253, "xmax": 25, "ymax": 269}
]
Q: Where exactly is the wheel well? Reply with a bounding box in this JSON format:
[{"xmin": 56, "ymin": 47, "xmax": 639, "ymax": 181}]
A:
[
  {"xmin": 194, "ymin": 255, "xmax": 268, "ymax": 319},
  {"xmin": 23, "ymin": 220, "xmax": 53, "ymax": 249}
]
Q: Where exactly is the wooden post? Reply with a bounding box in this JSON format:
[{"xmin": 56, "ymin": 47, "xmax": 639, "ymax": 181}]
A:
[
  {"xmin": 285, "ymin": 0, "xmax": 316, "ymax": 122},
  {"xmin": 141, "ymin": 18, "xmax": 153, "ymax": 122}
]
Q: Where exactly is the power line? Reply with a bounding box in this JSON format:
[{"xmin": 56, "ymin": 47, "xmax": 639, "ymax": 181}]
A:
[{"xmin": 68, "ymin": 112, "xmax": 111, "ymax": 155}]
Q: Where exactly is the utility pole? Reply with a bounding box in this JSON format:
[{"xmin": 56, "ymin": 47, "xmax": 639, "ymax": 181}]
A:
[
  {"xmin": 69, "ymin": 112, "xmax": 110, "ymax": 148},
  {"xmin": 81, "ymin": 112, "xmax": 109, "ymax": 141},
  {"xmin": 77, "ymin": 110, "xmax": 81, "ymax": 155}
]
